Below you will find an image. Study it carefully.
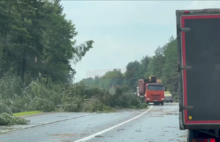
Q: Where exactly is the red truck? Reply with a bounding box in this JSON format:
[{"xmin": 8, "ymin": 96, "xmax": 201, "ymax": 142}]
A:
[{"xmin": 138, "ymin": 76, "xmax": 165, "ymax": 105}]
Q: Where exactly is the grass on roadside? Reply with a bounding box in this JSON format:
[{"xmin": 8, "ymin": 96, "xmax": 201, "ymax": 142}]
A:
[{"xmin": 13, "ymin": 111, "xmax": 42, "ymax": 117}]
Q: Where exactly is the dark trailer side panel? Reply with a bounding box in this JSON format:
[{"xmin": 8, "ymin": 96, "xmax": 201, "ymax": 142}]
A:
[{"xmin": 177, "ymin": 11, "xmax": 220, "ymax": 127}]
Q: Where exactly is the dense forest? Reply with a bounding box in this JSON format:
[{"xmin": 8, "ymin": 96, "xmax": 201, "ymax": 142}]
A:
[
  {"xmin": 80, "ymin": 37, "xmax": 179, "ymax": 99},
  {"xmin": 0, "ymin": 0, "xmax": 93, "ymax": 83}
]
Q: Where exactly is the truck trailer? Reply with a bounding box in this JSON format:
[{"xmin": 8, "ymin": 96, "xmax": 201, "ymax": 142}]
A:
[
  {"xmin": 138, "ymin": 76, "xmax": 165, "ymax": 105},
  {"xmin": 176, "ymin": 9, "xmax": 220, "ymax": 142}
]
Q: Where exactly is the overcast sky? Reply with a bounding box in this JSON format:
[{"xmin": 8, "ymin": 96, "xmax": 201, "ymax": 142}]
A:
[{"xmin": 60, "ymin": 1, "xmax": 220, "ymax": 82}]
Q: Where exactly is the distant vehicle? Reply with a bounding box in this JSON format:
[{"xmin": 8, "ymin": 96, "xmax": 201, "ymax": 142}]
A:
[
  {"xmin": 136, "ymin": 87, "xmax": 140, "ymax": 96},
  {"xmin": 164, "ymin": 91, "xmax": 173, "ymax": 103},
  {"xmin": 176, "ymin": 8, "xmax": 220, "ymax": 142},
  {"xmin": 138, "ymin": 76, "xmax": 165, "ymax": 105}
]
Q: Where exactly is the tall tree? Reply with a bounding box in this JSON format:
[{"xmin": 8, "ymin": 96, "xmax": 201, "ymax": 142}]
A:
[
  {"xmin": 125, "ymin": 61, "xmax": 140, "ymax": 89},
  {"xmin": 0, "ymin": 0, "xmax": 94, "ymax": 84},
  {"xmin": 162, "ymin": 37, "xmax": 179, "ymax": 94},
  {"xmin": 146, "ymin": 46, "xmax": 165, "ymax": 78},
  {"xmin": 138, "ymin": 55, "xmax": 151, "ymax": 79}
]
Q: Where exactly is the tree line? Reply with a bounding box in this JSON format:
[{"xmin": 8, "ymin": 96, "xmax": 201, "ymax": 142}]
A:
[
  {"xmin": 0, "ymin": 0, "xmax": 93, "ymax": 84},
  {"xmin": 80, "ymin": 37, "xmax": 179, "ymax": 98}
]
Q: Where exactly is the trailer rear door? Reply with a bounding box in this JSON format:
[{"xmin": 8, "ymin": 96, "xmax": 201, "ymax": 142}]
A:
[{"xmin": 179, "ymin": 13, "xmax": 220, "ymax": 125}]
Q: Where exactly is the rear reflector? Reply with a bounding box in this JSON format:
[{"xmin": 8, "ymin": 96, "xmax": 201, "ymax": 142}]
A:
[
  {"xmin": 191, "ymin": 138, "xmax": 215, "ymax": 142},
  {"xmin": 184, "ymin": 10, "xmax": 190, "ymax": 14}
]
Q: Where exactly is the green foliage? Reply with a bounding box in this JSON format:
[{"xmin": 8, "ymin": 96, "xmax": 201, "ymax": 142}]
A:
[
  {"xmin": 0, "ymin": 113, "xmax": 30, "ymax": 126},
  {"xmin": 0, "ymin": 101, "xmax": 12, "ymax": 114},
  {"xmin": 0, "ymin": 0, "xmax": 93, "ymax": 83},
  {"xmin": 0, "ymin": 76, "xmax": 61, "ymax": 113},
  {"xmin": 124, "ymin": 61, "xmax": 140, "ymax": 89},
  {"xmin": 83, "ymin": 98, "xmax": 105, "ymax": 112},
  {"xmin": 99, "ymin": 86, "xmax": 147, "ymax": 109},
  {"xmin": 0, "ymin": 75, "xmax": 147, "ymax": 116},
  {"xmin": 80, "ymin": 69, "xmax": 124, "ymax": 90},
  {"xmin": 161, "ymin": 37, "xmax": 179, "ymax": 96},
  {"xmin": 63, "ymin": 95, "xmax": 84, "ymax": 112}
]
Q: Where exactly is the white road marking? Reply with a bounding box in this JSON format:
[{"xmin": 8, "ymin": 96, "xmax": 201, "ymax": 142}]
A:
[
  {"xmin": 74, "ymin": 105, "xmax": 153, "ymax": 142},
  {"xmin": 0, "ymin": 114, "xmax": 92, "ymax": 134}
]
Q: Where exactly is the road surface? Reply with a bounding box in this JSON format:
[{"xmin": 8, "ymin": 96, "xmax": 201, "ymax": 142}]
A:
[{"xmin": 0, "ymin": 103, "xmax": 187, "ymax": 142}]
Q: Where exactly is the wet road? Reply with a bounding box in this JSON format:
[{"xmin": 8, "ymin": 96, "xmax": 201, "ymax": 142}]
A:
[{"xmin": 0, "ymin": 103, "xmax": 186, "ymax": 142}]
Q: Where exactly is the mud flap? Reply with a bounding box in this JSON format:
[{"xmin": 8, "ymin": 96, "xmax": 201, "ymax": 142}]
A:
[{"xmin": 179, "ymin": 112, "xmax": 185, "ymax": 130}]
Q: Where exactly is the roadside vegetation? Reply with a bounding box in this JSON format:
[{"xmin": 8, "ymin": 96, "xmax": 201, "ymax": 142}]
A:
[
  {"xmin": 0, "ymin": 76, "xmax": 147, "ymax": 125},
  {"xmin": 0, "ymin": 113, "xmax": 30, "ymax": 126},
  {"xmin": 0, "ymin": 76, "xmax": 147, "ymax": 113},
  {"xmin": 0, "ymin": 0, "xmax": 178, "ymax": 126}
]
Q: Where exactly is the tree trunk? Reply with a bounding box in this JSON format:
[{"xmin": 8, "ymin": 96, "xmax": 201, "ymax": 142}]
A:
[
  {"xmin": 21, "ymin": 49, "xmax": 26, "ymax": 82},
  {"xmin": 17, "ymin": 59, "xmax": 21, "ymax": 76},
  {"xmin": 0, "ymin": 0, "xmax": 13, "ymax": 78},
  {"xmin": 0, "ymin": 49, "xmax": 6, "ymax": 77}
]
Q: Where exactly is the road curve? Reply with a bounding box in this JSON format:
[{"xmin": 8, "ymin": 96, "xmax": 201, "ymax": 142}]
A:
[
  {"xmin": 0, "ymin": 103, "xmax": 186, "ymax": 142},
  {"xmin": 77, "ymin": 103, "xmax": 187, "ymax": 142}
]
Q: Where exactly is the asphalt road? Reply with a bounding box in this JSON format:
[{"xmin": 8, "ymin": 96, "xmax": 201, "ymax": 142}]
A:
[{"xmin": 0, "ymin": 103, "xmax": 187, "ymax": 142}]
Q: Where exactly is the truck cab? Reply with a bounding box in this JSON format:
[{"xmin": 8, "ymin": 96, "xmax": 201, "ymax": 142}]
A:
[
  {"xmin": 138, "ymin": 76, "xmax": 165, "ymax": 105},
  {"xmin": 145, "ymin": 83, "xmax": 165, "ymax": 105}
]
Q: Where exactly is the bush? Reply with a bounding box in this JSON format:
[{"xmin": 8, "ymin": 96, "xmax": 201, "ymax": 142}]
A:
[
  {"xmin": 83, "ymin": 99, "xmax": 102, "ymax": 112},
  {"xmin": 0, "ymin": 76, "xmax": 148, "ymax": 114},
  {"xmin": 32, "ymin": 98, "xmax": 55, "ymax": 112},
  {"xmin": 0, "ymin": 76, "xmax": 23, "ymax": 100},
  {"xmin": 100, "ymin": 94, "xmax": 115, "ymax": 107},
  {"xmin": 114, "ymin": 93, "xmax": 144, "ymax": 108},
  {"xmin": 173, "ymin": 94, "xmax": 179, "ymax": 102},
  {"xmin": 63, "ymin": 96, "xmax": 84, "ymax": 112},
  {"xmin": 0, "ymin": 113, "xmax": 30, "ymax": 126},
  {"xmin": 82, "ymin": 98, "xmax": 112, "ymax": 112},
  {"xmin": 0, "ymin": 101, "xmax": 12, "ymax": 114},
  {"xmin": 100, "ymin": 86, "xmax": 148, "ymax": 109}
]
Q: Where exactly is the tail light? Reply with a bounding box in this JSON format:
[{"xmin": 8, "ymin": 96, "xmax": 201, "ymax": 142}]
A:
[
  {"xmin": 191, "ymin": 138, "xmax": 215, "ymax": 142},
  {"xmin": 184, "ymin": 10, "xmax": 190, "ymax": 14}
]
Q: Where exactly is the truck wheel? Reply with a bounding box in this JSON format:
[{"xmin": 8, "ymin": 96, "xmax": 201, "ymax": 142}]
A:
[
  {"xmin": 161, "ymin": 102, "xmax": 164, "ymax": 105},
  {"xmin": 187, "ymin": 130, "xmax": 194, "ymax": 142}
]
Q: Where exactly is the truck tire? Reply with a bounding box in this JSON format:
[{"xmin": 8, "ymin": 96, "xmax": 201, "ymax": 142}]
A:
[
  {"xmin": 187, "ymin": 132, "xmax": 190, "ymax": 142},
  {"xmin": 187, "ymin": 130, "xmax": 192, "ymax": 142},
  {"xmin": 161, "ymin": 102, "xmax": 164, "ymax": 105}
]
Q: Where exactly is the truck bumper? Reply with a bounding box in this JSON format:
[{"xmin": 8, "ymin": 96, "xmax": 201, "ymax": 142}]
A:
[
  {"xmin": 146, "ymin": 100, "xmax": 164, "ymax": 102},
  {"xmin": 146, "ymin": 101, "xmax": 164, "ymax": 103}
]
